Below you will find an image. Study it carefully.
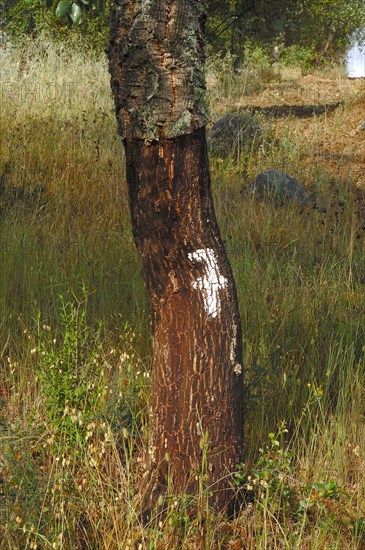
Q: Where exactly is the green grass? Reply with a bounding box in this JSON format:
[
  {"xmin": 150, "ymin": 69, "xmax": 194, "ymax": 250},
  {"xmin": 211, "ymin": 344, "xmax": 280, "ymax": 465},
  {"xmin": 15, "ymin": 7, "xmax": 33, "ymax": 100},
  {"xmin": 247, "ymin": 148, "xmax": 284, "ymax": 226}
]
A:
[{"xmin": 1, "ymin": 40, "xmax": 365, "ymax": 549}]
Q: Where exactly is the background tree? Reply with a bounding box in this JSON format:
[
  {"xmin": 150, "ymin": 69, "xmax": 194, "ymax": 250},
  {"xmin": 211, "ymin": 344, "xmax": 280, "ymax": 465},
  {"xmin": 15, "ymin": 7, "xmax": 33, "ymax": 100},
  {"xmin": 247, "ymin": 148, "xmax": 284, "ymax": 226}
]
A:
[
  {"xmin": 207, "ymin": 0, "xmax": 365, "ymax": 64},
  {"xmin": 107, "ymin": 0, "xmax": 244, "ymax": 514},
  {"xmin": 2, "ymin": 0, "xmax": 364, "ymax": 66}
]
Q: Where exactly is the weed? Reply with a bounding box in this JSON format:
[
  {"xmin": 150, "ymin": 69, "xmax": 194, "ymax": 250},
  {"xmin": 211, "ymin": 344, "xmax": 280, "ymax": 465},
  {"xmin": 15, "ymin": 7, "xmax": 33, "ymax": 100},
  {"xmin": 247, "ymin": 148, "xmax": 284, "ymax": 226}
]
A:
[{"xmin": 35, "ymin": 292, "xmax": 106, "ymax": 451}]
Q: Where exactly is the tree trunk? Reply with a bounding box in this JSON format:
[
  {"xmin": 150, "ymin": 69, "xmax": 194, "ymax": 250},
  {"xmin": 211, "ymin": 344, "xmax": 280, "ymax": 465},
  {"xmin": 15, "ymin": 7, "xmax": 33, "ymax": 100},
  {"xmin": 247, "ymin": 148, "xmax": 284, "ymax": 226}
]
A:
[{"xmin": 109, "ymin": 0, "xmax": 244, "ymax": 514}]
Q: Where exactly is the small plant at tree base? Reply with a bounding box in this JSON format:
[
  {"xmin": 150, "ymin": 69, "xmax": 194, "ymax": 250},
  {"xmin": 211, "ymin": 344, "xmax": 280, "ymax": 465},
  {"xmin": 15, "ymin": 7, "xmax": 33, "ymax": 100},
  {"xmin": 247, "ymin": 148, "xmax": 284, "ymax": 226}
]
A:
[{"xmin": 235, "ymin": 422, "xmax": 295, "ymax": 512}]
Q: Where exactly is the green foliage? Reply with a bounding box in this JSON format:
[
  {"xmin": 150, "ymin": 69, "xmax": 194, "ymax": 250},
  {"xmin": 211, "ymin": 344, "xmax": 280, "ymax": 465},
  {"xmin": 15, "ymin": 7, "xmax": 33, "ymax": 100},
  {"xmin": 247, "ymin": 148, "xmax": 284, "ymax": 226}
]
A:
[
  {"xmin": 235, "ymin": 422, "xmax": 295, "ymax": 511},
  {"xmin": 207, "ymin": 0, "xmax": 365, "ymax": 66},
  {"xmin": 235, "ymin": 424, "xmax": 365, "ymax": 532},
  {"xmin": 55, "ymin": 0, "xmax": 104, "ymax": 25},
  {"xmin": 36, "ymin": 294, "xmax": 105, "ymax": 446},
  {"xmin": 280, "ymin": 45, "xmax": 316, "ymax": 70},
  {"xmin": 2, "ymin": 0, "xmax": 49, "ymax": 38},
  {"xmin": 55, "ymin": 0, "xmax": 73, "ymax": 19},
  {"xmin": 2, "ymin": 0, "xmax": 110, "ymax": 50},
  {"xmin": 299, "ymin": 0, "xmax": 365, "ymax": 56},
  {"xmin": 2, "ymin": 0, "xmax": 364, "ymax": 63},
  {"xmin": 244, "ymin": 42, "xmax": 271, "ymax": 70}
]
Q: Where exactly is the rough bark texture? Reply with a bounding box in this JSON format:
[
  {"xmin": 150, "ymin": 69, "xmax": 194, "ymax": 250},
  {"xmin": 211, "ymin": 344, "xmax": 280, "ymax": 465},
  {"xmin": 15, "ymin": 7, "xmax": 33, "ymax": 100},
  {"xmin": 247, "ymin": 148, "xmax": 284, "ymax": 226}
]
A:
[
  {"xmin": 109, "ymin": 0, "xmax": 244, "ymax": 514},
  {"xmin": 108, "ymin": 0, "xmax": 208, "ymax": 142},
  {"xmin": 124, "ymin": 129, "xmax": 244, "ymax": 511}
]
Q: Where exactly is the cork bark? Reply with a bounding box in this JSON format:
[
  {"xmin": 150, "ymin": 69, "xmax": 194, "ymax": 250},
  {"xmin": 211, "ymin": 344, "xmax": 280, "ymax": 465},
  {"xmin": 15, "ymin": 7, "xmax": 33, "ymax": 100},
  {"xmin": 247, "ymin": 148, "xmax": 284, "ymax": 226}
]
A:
[
  {"xmin": 108, "ymin": 0, "xmax": 208, "ymax": 142},
  {"xmin": 109, "ymin": 0, "xmax": 244, "ymax": 515}
]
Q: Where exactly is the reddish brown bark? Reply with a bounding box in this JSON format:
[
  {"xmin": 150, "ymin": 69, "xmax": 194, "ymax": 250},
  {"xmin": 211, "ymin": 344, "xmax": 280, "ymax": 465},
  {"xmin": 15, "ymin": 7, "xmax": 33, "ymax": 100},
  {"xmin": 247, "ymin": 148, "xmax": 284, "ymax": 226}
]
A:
[
  {"xmin": 109, "ymin": 0, "xmax": 244, "ymax": 515},
  {"xmin": 124, "ymin": 128, "xmax": 244, "ymax": 513}
]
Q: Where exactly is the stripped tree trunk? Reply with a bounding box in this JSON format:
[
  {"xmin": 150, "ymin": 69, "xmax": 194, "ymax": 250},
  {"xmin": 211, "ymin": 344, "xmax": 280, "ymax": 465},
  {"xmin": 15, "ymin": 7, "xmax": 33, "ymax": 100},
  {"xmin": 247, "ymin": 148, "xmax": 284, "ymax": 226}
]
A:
[{"xmin": 108, "ymin": 0, "xmax": 244, "ymax": 514}]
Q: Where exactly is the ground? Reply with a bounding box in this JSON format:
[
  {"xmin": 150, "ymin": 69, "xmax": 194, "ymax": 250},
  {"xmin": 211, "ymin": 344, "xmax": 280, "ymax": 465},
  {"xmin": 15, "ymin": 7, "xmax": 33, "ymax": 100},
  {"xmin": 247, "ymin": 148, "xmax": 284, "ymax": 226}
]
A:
[
  {"xmin": 1, "ymin": 45, "xmax": 365, "ymax": 548},
  {"xmin": 211, "ymin": 68, "xmax": 365, "ymax": 189}
]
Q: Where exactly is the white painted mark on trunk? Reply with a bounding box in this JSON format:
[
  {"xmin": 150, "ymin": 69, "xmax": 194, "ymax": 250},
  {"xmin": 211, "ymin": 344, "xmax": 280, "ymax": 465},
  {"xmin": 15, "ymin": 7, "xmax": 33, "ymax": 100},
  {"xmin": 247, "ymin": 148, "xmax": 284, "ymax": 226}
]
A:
[{"xmin": 188, "ymin": 248, "xmax": 227, "ymax": 318}]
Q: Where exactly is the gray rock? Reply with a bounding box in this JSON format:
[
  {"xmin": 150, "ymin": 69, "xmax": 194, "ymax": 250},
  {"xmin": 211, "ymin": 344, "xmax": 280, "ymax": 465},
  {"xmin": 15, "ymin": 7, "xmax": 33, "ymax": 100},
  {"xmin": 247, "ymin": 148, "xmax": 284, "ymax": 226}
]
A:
[
  {"xmin": 359, "ymin": 120, "xmax": 365, "ymax": 130},
  {"xmin": 209, "ymin": 111, "xmax": 261, "ymax": 157},
  {"xmin": 247, "ymin": 170, "xmax": 307, "ymax": 207}
]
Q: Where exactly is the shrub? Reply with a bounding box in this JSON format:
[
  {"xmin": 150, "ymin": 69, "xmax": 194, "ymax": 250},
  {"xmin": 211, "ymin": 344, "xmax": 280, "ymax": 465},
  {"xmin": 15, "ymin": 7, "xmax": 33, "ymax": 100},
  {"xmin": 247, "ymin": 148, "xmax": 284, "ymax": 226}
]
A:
[
  {"xmin": 36, "ymin": 294, "xmax": 105, "ymax": 449},
  {"xmin": 280, "ymin": 45, "xmax": 317, "ymax": 70}
]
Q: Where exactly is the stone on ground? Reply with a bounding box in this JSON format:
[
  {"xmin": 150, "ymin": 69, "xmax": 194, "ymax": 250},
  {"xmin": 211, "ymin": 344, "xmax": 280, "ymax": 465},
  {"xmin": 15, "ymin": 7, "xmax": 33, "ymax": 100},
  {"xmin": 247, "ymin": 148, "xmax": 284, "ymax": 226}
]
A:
[
  {"xmin": 247, "ymin": 169, "xmax": 307, "ymax": 207},
  {"xmin": 209, "ymin": 111, "xmax": 261, "ymax": 157}
]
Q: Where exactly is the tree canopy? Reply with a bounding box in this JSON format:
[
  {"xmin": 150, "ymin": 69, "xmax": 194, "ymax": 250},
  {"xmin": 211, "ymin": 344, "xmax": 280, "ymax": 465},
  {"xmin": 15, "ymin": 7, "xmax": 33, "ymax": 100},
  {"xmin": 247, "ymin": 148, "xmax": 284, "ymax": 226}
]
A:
[
  {"xmin": 2, "ymin": 0, "xmax": 365, "ymax": 65},
  {"xmin": 207, "ymin": 0, "xmax": 365, "ymax": 63}
]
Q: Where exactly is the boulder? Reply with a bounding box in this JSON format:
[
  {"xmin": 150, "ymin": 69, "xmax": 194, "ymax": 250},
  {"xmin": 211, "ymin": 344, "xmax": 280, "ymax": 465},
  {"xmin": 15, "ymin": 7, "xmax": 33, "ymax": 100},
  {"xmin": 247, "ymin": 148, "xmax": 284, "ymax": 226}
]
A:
[
  {"xmin": 247, "ymin": 170, "xmax": 307, "ymax": 207},
  {"xmin": 209, "ymin": 111, "xmax": 261, "ymax": 157}
]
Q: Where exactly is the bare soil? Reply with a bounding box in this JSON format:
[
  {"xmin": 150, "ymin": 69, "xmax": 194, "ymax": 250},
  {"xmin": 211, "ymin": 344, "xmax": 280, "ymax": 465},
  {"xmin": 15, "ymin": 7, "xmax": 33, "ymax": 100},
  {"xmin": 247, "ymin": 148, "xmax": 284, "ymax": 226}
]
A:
[{"xmin": 237, "ymin": 73, "xmax": 365, "ymax": 189}]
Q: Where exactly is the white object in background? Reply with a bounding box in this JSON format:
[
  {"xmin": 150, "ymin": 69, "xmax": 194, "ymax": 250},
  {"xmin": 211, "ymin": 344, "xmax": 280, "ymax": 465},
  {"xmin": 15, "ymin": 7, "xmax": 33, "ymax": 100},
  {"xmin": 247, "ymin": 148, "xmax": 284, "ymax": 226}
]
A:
[{"xmin": 346, "ymin": 39, "xmax": 365, "ymax": 78}]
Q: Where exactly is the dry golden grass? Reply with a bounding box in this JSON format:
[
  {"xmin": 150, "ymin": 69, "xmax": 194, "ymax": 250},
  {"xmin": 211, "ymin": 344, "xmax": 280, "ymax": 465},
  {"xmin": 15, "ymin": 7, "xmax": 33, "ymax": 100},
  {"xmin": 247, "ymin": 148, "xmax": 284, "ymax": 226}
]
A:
[{"xmin": 0, "ymin": 40, "xmax": 365, "ymax": 549}]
